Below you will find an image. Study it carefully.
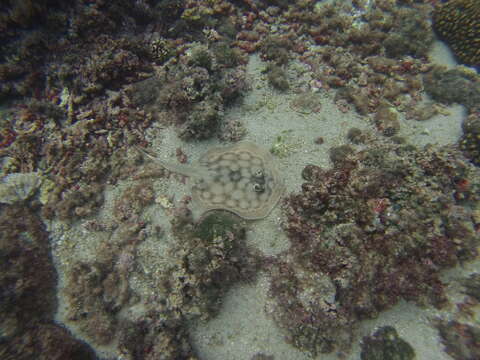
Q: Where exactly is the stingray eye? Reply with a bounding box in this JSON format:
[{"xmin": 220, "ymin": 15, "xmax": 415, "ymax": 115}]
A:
[
  {"xmin": 253, "ymin": 183, "xmax": 265, "ymax": 193},
  {"xmin": 254, "ymin": 169, "xmax": 264, "ymax": 178}
]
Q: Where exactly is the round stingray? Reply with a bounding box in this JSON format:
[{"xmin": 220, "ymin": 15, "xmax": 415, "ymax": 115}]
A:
[{"xmin": 191, "ymin": 142, "xmax": 285, "ymax": 220}]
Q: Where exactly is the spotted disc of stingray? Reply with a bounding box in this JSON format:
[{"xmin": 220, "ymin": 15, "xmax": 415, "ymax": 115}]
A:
[{"xmin": 137, "ymin": 142, "xmax": 285, "ymax": 220}]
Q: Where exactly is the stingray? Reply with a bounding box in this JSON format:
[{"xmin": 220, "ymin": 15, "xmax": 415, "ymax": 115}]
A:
[{"xmin": 136, "ymin": 142, "xmax": 285, "ymax": 219}]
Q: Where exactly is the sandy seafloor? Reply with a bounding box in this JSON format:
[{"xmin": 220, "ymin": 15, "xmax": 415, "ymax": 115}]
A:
[{"xmin": 47, "ymin": 39, "xmax": 479, "ymax": 360}]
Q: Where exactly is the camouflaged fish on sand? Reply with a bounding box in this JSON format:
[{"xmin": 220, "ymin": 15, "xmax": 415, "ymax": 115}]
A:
[{"xmin": 137, "ymin": 142, "xmax": 285, "ymax": 219}]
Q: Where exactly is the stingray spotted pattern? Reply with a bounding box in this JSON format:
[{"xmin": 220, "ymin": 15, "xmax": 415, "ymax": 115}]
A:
[{"xmin": 137, "ymin": 142, "xmax": 285, "ymax": 219}]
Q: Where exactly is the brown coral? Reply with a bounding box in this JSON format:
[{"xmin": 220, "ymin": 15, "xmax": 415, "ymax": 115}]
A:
[{"xmin": 433, "ymin": 0, "xmax": 480, "ymax": 67}]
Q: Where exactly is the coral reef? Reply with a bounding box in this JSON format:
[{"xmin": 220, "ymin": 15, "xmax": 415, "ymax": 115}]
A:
[
  {"xmin": 265, "ymin": 257, "xmax": 353, "ymax": 355},
  {"xmin": 166, "ymin": 210, "xmax": 259, "ymax": 320},
  {"xmin": 113, "ymin": 180, "xmax": 155, "ymax": 223},
  {"xmin": 62, "ymin": 200, "xmax": 259, "ymax": 358},
  {"xmin": 1, "ymin": 0, "xmax": 479, "ymax": 358},
  {"xmin": 260, "ymin": 35, "xmax": 294, "ymax": 65},
  {"xmin": 433, "ymin": 0, "xmax": 480, "ymax": 68},
  {"xmin": 382, "ymin": 6, "xmax": 434, "ymax": 59},
  {"xmin": 0, "ymin": 204, "xmax": 57, "ymax": 337},
  {"xmin": 218, "ymin": 118, "xmax": 247, "ymax": 142},
  {"xmin": 0, "ymin": 0, "xmax": 446, "ymax": 225},
  {"xmin": 117, "ymin": 318, "xmax": 197, "ymax": 360},
  {"xmin": 287, "ymin": 0, "xmax": 432, "ymax": 114},
  {"xmin": 360, "ymin": 326, "xmax": 415, "ymax": 360},
  {"xmin": 128, "ymin": 43, "xmax": 248, "ymax": 140},
  {"xmin": 1, "ymin": 323, "xmax": 97, "ymax": 360},
  {"xmin": 266, "ymin": 141, "xmax": 480, "ymax": 354},
  {"xmin": 0, "ymin": 0, "xmax": 209, "ymax": 224},
  {"xmin": 64, "ymin": 259, "xmax": 130, "ymax": 345}
]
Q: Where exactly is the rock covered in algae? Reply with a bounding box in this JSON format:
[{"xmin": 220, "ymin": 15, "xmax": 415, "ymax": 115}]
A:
[
  {"xmin": 436, "ymin": 320, "xmax": 480, "ymax": 360},
  {"xmin": 423, "ymin": 65, "xmax": 480, "ymax": 110},
  {"xmin": 459, "ymin": 112, "xmax": 480, "ymax": 166},
  {"xmin": 267, "ymin": 140, "xmax": 480, "ymax": 355},
  {"xmin": 0, "ymin": 172, "xmax": 41, "ymax": 204},
  {"xmin": 0, "ymin": 204, "xmax": 96, "ymax": 359},
  {"xmin": 60, "ymin": 203, "xmax": 259, "ymax": 359},
  {"xmin": 360, "ymin": 326, "xmax": 415, "ymax": 360}
]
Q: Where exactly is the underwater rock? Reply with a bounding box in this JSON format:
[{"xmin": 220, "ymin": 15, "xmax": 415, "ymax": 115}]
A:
[
  {"xmin": 436, "ymin": 320, "xmax": 480, "ymax": 360},
  {"xmin": 459, "ymin": 112, "xmax": 480, "ymax": 166},
  {"xmin": 374, "ymin": 104, "xmax": 401, "ymax": 137},
  {"xmin": 360, "ymin": 326, "xmax": 415, "ymax": 360},
  {"xmin": 423, "ymin": 66, "xmax": 480, "ymax": 111},
  {"xmin": 462, "ymin": 273, "xmax": 480, "ymax": 301},
  {"xmin": 0, "ymin": 172, "xmax": 41, "ymax": 204},
  {"xmin": 0, "ymin": 204, "xmax": 96, "ymax": 359},
  {"xmin": 270, "ymin": 141, "xmax": 480, "ymax": 355}
]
